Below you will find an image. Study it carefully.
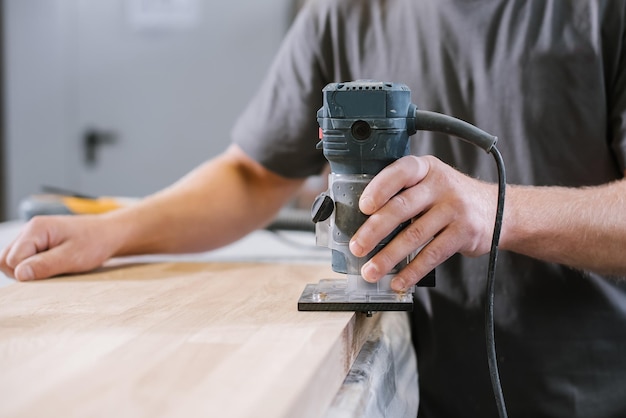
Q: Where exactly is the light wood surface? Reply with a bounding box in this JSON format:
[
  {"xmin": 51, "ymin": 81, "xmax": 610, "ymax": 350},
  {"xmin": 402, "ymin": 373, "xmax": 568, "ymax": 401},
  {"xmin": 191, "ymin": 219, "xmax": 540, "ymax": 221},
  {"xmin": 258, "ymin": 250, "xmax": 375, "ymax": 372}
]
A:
[{"xmin": 0, "ymin": 261, "xmax": 378, "ymax": 418}]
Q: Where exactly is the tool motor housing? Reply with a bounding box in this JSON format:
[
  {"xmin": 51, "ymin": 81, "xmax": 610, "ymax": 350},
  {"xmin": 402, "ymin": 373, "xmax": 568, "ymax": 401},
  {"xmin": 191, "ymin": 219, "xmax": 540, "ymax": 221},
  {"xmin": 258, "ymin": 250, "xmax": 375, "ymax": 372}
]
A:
[{"xmin": 313, "ymin": 81, "xmax": 418, "ymax": 293}]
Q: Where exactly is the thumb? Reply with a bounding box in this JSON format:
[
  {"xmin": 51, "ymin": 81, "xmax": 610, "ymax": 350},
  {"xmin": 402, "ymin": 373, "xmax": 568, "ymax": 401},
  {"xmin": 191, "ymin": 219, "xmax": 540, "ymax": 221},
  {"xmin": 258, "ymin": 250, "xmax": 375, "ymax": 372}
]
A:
[
  {"xmin": 14, "ymin": 243, "xmax": 100, "ymax": 281},
  {"xmin": 14, "ymin": 262, "xmax": 36, "ymax": 281}
]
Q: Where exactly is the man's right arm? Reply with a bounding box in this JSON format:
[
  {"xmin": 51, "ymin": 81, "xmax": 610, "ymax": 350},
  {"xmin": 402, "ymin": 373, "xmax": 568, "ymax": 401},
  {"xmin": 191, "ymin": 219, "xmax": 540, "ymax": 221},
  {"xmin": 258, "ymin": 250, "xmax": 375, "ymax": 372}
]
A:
[{"xmin": 0, "ymin": 145, "xmax": 304, "ymax": 281}]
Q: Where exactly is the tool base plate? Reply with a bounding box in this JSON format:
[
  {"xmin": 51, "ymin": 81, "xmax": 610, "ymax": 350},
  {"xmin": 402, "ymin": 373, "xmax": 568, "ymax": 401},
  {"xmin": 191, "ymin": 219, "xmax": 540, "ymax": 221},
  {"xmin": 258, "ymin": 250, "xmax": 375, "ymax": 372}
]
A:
[{"xmin": 297, "ymin": 279, "xmax": 414, "ymax": 315}]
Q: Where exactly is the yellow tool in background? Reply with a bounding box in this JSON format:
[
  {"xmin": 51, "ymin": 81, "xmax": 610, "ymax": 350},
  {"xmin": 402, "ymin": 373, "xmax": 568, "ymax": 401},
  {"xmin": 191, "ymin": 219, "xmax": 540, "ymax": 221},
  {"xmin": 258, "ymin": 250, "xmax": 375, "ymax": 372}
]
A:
[{"xmin": 18, "ymin": 186, "xmax": 136, "ymax": 220}]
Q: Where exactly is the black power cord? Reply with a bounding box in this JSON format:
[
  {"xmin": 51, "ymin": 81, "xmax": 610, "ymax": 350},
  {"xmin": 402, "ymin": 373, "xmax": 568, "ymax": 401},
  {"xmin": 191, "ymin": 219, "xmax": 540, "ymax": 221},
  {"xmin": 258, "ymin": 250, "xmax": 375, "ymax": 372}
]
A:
[
  {"xmin": 414, "ymin": 110, "xmax": 508, "ymax": 418},
  {"xmin": 486, "ymin": 146, "xmax": 507, "ymax": 418}
]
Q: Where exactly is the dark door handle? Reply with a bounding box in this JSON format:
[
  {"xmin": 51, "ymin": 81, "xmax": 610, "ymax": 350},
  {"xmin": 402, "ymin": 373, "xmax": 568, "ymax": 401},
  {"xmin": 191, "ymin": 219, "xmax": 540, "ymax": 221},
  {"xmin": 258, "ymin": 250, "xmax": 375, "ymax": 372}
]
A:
[{"xmin": 83, "ymin": 128, "xmax": 117, "ymax": 165}]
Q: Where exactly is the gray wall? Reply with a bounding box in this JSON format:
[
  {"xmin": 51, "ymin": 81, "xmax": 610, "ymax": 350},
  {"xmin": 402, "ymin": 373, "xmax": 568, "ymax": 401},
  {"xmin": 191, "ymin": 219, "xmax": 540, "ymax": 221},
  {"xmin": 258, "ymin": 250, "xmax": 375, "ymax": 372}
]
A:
[{"xmin": 3, "ymin": 0, "xmax": 295, "ymax": 220}]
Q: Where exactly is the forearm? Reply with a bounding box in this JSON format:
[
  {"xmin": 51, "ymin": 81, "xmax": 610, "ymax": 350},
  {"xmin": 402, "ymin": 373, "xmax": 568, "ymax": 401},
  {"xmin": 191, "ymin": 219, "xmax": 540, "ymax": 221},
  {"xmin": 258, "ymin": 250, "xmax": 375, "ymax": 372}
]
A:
[
  {"xmin": 104, "ymin": 145, "xmax": 304, "ymax": 256},
  {"xmin": 501, "ymin": 178, "xmax": 626, "ymax": 275}
]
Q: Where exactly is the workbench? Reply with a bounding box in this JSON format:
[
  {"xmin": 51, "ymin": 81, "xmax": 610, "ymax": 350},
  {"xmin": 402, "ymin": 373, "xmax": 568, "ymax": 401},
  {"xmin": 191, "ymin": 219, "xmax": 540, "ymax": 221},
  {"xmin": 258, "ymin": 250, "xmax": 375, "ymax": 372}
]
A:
[{"xmin": 0, "ymin": 221, "xmax": 418, "ymax": 417}]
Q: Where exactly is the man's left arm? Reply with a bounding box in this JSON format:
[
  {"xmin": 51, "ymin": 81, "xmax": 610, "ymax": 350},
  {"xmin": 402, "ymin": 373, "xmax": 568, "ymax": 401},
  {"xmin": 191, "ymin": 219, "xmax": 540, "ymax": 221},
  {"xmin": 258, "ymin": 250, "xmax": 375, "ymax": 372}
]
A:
[
  {"xmin": 349, "ymin": 156, "xmax": 626, "ymax": 290},
  {"xmin": 499, "ymin": 170, "xmax": 626, "ymax": 276}
]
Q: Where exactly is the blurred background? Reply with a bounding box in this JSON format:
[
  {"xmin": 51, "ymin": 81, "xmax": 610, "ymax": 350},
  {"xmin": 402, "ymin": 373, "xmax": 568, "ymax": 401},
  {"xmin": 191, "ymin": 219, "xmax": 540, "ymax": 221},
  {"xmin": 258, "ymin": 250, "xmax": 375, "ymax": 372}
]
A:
[{"xmin": 0, "ymin": 0, "xmax": 310, "ymax": 221}]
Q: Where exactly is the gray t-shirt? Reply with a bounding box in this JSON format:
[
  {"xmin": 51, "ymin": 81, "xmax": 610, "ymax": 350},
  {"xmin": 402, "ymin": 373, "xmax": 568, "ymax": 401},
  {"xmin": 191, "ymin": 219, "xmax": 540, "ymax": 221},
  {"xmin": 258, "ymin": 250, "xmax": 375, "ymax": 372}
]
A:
[{"xmin": 233, "ymin": 0, "xmax": 626, "ymax": 416}]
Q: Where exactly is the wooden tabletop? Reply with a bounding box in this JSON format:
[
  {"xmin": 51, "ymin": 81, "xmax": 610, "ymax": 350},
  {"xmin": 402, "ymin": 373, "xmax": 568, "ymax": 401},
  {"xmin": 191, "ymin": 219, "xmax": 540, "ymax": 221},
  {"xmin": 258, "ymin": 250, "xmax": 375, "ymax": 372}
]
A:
[{"xmin": 0, "ymin": 261, "xmax": 379, "ymax": 418}]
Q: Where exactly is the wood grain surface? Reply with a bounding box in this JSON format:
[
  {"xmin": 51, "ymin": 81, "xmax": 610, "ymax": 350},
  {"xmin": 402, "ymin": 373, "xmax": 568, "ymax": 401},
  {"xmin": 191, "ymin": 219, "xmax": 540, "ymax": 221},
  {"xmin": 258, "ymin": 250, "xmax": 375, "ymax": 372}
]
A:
[{"xmin": 0, "ymin": 262, "xmax": 379, "ymax": 418}]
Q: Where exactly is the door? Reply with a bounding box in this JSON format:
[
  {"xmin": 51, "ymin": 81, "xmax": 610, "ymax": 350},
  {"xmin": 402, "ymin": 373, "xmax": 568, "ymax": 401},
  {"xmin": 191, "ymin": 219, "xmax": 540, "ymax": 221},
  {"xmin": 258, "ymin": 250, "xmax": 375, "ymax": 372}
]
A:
[
  {"xmin": 71, "ymin": 0, "xmax": 292, "ymax": 197},
  {"xmin": 4, "ymin": 0, "xmax": 293, "ymax": 218}
]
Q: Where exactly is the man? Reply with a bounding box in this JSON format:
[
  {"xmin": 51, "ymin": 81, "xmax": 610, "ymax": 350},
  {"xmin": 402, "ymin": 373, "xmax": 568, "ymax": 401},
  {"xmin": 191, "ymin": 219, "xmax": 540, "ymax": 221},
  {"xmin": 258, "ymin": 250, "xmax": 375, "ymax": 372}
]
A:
[{"xmin": 2, "ymin": 0, "xmax": 626, "ymax": 416}]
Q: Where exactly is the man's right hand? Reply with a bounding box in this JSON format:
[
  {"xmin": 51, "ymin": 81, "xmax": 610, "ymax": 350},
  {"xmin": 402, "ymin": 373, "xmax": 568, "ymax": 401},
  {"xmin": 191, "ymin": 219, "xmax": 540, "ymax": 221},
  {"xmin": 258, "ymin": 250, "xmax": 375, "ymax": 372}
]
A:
[{"xmin": 0, "ymin": 214, "xmax": 119, "ymax": 281}]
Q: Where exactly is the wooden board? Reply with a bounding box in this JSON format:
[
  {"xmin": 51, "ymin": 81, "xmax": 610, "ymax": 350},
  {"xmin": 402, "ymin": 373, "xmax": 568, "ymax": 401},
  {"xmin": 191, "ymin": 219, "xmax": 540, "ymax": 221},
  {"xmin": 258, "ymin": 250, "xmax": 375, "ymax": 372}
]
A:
[{"xmin": 0, "ymin": 262, "xmax": 379, "ymax": 418}]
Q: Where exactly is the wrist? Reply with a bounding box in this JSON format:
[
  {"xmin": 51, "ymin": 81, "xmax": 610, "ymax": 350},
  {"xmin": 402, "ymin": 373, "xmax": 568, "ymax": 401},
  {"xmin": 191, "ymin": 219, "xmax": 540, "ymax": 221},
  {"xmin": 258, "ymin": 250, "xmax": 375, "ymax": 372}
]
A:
[{"xmin": 99, "ymin": 207, "xmax": 145, "ymax": 257}]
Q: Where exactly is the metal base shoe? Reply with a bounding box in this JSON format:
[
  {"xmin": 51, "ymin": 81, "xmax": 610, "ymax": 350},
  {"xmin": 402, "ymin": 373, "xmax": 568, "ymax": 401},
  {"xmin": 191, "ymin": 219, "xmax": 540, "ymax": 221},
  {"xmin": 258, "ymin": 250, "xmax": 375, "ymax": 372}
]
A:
[{"xmin": 297, "ymin": 279, "xmax": 414, "ymax": 316}]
